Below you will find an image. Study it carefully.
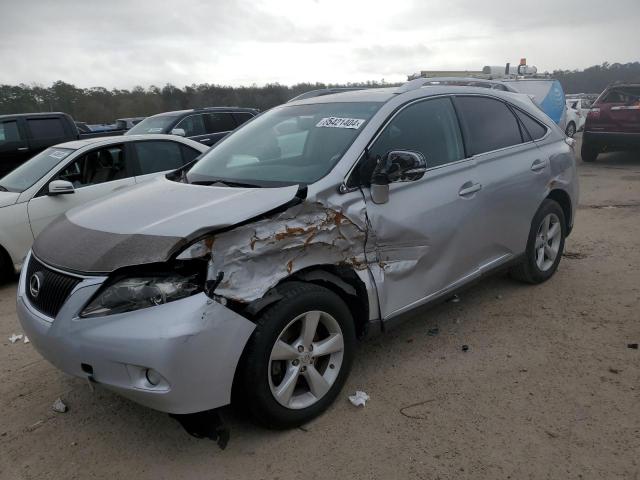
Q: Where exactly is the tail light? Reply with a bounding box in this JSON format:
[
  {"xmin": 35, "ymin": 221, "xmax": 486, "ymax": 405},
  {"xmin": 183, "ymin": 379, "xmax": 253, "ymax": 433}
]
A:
[{"xmin": 587, "ymin": 108, "xmax": 600, "ymax": 119}]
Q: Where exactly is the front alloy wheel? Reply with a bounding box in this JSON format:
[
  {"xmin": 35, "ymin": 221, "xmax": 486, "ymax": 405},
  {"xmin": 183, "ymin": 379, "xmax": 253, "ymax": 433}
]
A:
[
  {"xmin": 269, "ymin": 310, "xmax": 344, "ymax": 409},
  {"xmin": 239, "ymin": 282, "xmax": 355, "ymax": 429}
]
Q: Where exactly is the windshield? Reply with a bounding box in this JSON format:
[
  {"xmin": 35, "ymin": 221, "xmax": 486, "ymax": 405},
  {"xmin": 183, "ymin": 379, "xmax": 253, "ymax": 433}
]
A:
[
  {"xmin": 126, "ymin": 114, "xmax": 180, "ymax": 135},
  {"xmin": 187, "ymin": 102, "xmax": 381, "ymax": 187},
  {"xmin": 0, "ymin": 147, "xmax": 75, "ymax": 192}
]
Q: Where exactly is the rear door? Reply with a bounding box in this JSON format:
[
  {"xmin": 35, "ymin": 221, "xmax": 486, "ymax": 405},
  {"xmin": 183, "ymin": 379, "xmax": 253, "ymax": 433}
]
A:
[
  {"xmin": 27, "ymin": 143, "xmax": 136, "ymax": 236},
  {"xmin": 0, "ymin": 118, "xmax": 30, "ymax": 176},
  {"xmin": 454, "ymin": 95, "xmax": 551, "ymax": 268},
  {"xmin": 132, "ymin": 139, "xmax": 201, "ymax": 183},
  {"xmin": 598, "ymin": 86, "xmax": 640, "ymax": 133}
]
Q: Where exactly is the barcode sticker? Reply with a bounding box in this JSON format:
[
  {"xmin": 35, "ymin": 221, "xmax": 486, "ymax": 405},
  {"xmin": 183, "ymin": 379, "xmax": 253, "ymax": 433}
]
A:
[{"xmin": 316, "ymin": 117, "xmax": 365, "ymax": 129}]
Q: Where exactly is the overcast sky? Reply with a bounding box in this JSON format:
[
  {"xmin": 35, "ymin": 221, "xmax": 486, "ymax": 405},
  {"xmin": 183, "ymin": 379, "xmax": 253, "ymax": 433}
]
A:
[{"xmin": 1, "ymin": 0, "xmax": 638, "ymax": 88}]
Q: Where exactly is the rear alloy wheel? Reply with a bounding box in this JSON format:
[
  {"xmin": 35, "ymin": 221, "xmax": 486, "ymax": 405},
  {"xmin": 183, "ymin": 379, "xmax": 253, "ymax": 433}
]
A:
[
  {"xmin": 239, "ymin": 282, "xmax": 355, "ymax": 429},
  {"xmin": 510, "ymin": 199, "xmax": 566, "ymax": 284},
  {"xmin": 565, "ymin": 121, "xmax": 576, "ymax": 138}
]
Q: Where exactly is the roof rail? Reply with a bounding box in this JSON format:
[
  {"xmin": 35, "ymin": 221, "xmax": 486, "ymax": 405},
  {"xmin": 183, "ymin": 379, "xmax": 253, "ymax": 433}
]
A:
[{"xmin": 395, "ymin": 76, "xmax": 517, "ymax": 94}]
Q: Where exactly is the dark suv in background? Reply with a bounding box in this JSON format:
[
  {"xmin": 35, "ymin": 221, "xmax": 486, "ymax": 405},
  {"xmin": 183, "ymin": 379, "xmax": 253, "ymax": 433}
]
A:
[
  {"xmin": 125, "ymin": 107, "xmax": 259, "ymax": 147},
  {"xmin": 581, "ymin": 83, "xmax": 640, "ymax": 162}
]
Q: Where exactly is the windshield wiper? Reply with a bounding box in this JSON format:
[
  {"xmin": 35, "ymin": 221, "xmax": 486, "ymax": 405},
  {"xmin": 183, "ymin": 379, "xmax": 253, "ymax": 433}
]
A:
[
  {"xmin": 190, "ymin": 179, "xmax": 263, "ymax": 188},
  {"xmin": 0, "ymin": 185, "xmax": 7, "ymax": 192}
]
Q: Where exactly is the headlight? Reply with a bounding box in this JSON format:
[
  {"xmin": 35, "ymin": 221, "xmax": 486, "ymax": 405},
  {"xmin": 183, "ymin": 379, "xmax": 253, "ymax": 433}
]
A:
[{"xmin": 80, "ymin": 275, "xmax": 200, "ymax": 318}]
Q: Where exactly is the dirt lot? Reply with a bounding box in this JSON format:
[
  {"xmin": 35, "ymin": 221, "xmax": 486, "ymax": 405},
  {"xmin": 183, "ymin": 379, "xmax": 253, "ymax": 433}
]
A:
[{"xmin": 1, "ymin": 135, "xmax": 639, "ymax": 480}]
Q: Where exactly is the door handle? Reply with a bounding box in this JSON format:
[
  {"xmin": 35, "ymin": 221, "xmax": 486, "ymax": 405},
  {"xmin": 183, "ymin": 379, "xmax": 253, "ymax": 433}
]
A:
[
  {"xmin": 531, "ymin": 159, "xmax": 547, "ymax": 171},
  {"xmin": 458, "ymin": 182, "xmax": 482, "ymax": 197}
]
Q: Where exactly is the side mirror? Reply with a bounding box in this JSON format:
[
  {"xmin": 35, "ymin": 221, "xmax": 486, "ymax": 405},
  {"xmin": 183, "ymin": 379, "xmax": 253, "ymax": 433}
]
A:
[
  {"xmin": 369, "ymin": 150, "xmax": 427, "ymax": 204},
  {"xmin": 171, "ymin": 128, "xmax": 186, "ymax": 137},
  {"xmin": 48, "ymin": 180, "xmax": 75, "ymax": 196}
]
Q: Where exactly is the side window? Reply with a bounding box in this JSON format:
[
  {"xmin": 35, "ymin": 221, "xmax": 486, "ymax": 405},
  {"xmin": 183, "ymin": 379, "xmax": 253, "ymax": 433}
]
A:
[
  {"xmin": 134, "ymin": 141, "xmax": 184, "ymax": 175},
  {"xmin": 232, "ymin": 112, "xmax": 254, "ymax": 126},
  {"xmin": 368, "ymin": 97, "xmax": 465, "ymax": 168},
  {"xmin": 455, "ymin": 96, "xmax": 524, "ymax": 155},
  {"xmin": 175, "ymin": 115, "xmax": 206, "ymax": 137},
  {"xmin": 180, "ymin": 144, "xmax": 202, "ymax": 164},
  {"xmin": 514, "ymin": 109, "xmax": 547, "ymax": 141},
  {"xmin": 0, "ymin": 121, "xmax": 22, "ymax": 144},
  {"xmin": 56, "ymin": 145, "xmax": 129, "ymax": 188},
  {"xmin": 204, "ymin": 113, "xmax": 237, "ymax": 134},
  {"xmin": 27, "ymin": 118, "xmax": 66, "ymax": 139}
]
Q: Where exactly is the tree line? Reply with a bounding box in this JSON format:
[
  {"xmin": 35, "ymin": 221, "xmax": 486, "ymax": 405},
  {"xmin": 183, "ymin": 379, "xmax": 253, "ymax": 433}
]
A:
[{"xmin": 1, "ymin": 62, "xmax": 638, "ymax": 123}]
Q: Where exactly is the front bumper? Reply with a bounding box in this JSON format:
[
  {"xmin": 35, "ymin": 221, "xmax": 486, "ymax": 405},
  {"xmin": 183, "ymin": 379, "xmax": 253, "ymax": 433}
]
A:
[{"xmin": 16, "ymin": 253, "xmax": 255, "ymax": 414}]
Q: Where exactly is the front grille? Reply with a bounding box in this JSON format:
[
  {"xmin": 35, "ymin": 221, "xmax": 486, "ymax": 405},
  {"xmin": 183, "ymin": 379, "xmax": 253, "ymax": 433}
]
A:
[{"xmin": 25, "ymin": 256, "xmax": 81, "ymax": 318}]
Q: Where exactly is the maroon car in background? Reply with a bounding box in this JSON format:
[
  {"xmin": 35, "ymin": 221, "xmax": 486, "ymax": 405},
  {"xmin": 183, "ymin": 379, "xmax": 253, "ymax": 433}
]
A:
[{"xmin": 581, "ymin": 83, "xmax": 640, "ymax": 162}]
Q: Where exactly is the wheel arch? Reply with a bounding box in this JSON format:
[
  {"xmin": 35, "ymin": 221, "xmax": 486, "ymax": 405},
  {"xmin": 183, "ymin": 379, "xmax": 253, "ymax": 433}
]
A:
[
  {"xmin": 242, "ymin": 264, "xmax": 371, "ymax": 340},
  {"xmin": 546, "ymin": 189, "xmax": 573, "ymax": 234}
]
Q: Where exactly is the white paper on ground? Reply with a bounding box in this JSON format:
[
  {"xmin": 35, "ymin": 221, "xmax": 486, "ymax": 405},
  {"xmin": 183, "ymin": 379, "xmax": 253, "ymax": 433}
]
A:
[{"xmin": 348, "ymin": 390, "xmax": 370, "ymax": 407}]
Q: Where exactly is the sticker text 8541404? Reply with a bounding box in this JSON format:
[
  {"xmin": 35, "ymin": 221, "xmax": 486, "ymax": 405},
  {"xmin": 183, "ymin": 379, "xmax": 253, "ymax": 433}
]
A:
[{"xmin": 316, "ymin": 117, "xmax": 365, "ymax": 129}]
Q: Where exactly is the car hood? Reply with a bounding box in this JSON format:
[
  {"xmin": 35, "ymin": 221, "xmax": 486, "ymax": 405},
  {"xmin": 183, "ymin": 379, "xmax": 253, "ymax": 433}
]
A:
[
  {"xmin": 32, "ymin": 177, "xmax": 301, "ymax": 274},
  {"xmin": 0, "ymin": 191, "xmax": 20, "ymax": 208}
]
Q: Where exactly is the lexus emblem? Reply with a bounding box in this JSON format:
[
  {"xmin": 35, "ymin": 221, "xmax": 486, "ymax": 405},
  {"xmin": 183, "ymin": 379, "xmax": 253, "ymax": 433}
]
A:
[{"xmin": 29, "ymin": 272, "xmax": 44, "ymax": 299}]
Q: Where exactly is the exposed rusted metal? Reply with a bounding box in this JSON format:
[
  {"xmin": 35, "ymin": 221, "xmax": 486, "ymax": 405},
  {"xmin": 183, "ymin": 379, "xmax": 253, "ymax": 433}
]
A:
[{"xmin": 206, "ymin": 201, "xmax": 367, "ymax": 302}]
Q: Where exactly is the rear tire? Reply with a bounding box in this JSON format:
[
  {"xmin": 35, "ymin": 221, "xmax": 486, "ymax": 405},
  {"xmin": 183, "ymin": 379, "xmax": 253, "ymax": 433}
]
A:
[
  {"xmin": 565, "ymin": 121, "xmax": 576, "ymax": 138},
  {"xmin": 581, "ymin": 141, "xmax": 599, "ymax": 162},
  {"xmin": 510, "ymin": 199, "xmax": 566, "ymax": 284},
  {"xmin": 239, "ymin": 282, "xmax": 356, "ymax": 429}
]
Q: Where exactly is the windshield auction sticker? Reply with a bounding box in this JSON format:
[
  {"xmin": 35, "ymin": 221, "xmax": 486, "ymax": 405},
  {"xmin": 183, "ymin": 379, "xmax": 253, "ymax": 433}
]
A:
[{"xmin": 316, "ymin": 117, "xmax": 365, "ymax": 129}]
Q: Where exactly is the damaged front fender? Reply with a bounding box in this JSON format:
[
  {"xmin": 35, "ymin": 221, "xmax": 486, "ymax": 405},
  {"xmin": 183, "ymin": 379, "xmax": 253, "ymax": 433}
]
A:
[{"xmin": 207, "ymin": 201, "xmax": 368, "ymax": 303}]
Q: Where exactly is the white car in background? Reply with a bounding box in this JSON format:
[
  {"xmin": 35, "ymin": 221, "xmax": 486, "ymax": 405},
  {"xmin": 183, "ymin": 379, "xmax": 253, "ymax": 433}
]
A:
[
  {"xmin": 0, "ymin": 135, "xmax": 207, "ymax": 278},
  {"xmin": 564, "ymin": 103, "xmax": 581, "ymax": 137},
  {"xmin": 565, "ymin": 97, "xmax": 595, "ymax": 134}
]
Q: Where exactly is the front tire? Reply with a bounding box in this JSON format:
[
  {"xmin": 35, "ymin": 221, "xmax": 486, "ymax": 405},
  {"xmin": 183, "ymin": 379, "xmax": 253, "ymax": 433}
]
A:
[
  {"xmin": 510, "ymin": 199, "xmax": 566, "ymax": 284},
  {"xmin": 239, "ymin": 282, "xmax": 356, "ymax": 429}
]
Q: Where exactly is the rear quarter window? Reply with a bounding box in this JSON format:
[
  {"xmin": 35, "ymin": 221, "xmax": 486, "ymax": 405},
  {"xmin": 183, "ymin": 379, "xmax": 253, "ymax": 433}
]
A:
[{"xmin": 514, "ymin": 109, "xmax": 548, "ymax": 141}]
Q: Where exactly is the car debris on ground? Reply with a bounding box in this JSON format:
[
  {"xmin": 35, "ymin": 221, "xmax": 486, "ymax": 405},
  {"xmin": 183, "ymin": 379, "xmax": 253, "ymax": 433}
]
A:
[
  {"xmin": 348, "ymin": 391, "xmax": 370, "ymax": 407},
  {"xmin": 8, "ymin": 334, "xmax": 23, "ymax": 344},
  {"xmin": 52, "ymin": 398, "xmax": 68, "ymax": 413}
]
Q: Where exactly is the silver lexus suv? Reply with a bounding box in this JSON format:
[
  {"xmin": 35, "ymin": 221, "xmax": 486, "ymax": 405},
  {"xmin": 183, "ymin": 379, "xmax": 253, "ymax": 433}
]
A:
[{"xmin": 17, "ymin": 80, "xmax": 578, "ymax": 429}]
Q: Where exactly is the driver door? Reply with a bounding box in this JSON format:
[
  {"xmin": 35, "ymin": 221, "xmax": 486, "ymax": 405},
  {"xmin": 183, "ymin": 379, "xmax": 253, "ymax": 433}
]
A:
[
  {"xmin": 359, "ymin": 97, "xmax": 485, "ymax": 320},
  {"xmin": 27, "ymin": 144, "xmax": 136, "ymax": 237}
]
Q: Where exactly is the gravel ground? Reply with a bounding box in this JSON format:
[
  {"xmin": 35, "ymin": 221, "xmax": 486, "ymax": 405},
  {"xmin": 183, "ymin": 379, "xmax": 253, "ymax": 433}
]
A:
[{"xmin": 1, "ymin": 134, "xmax": 639, "ymax": 480}]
